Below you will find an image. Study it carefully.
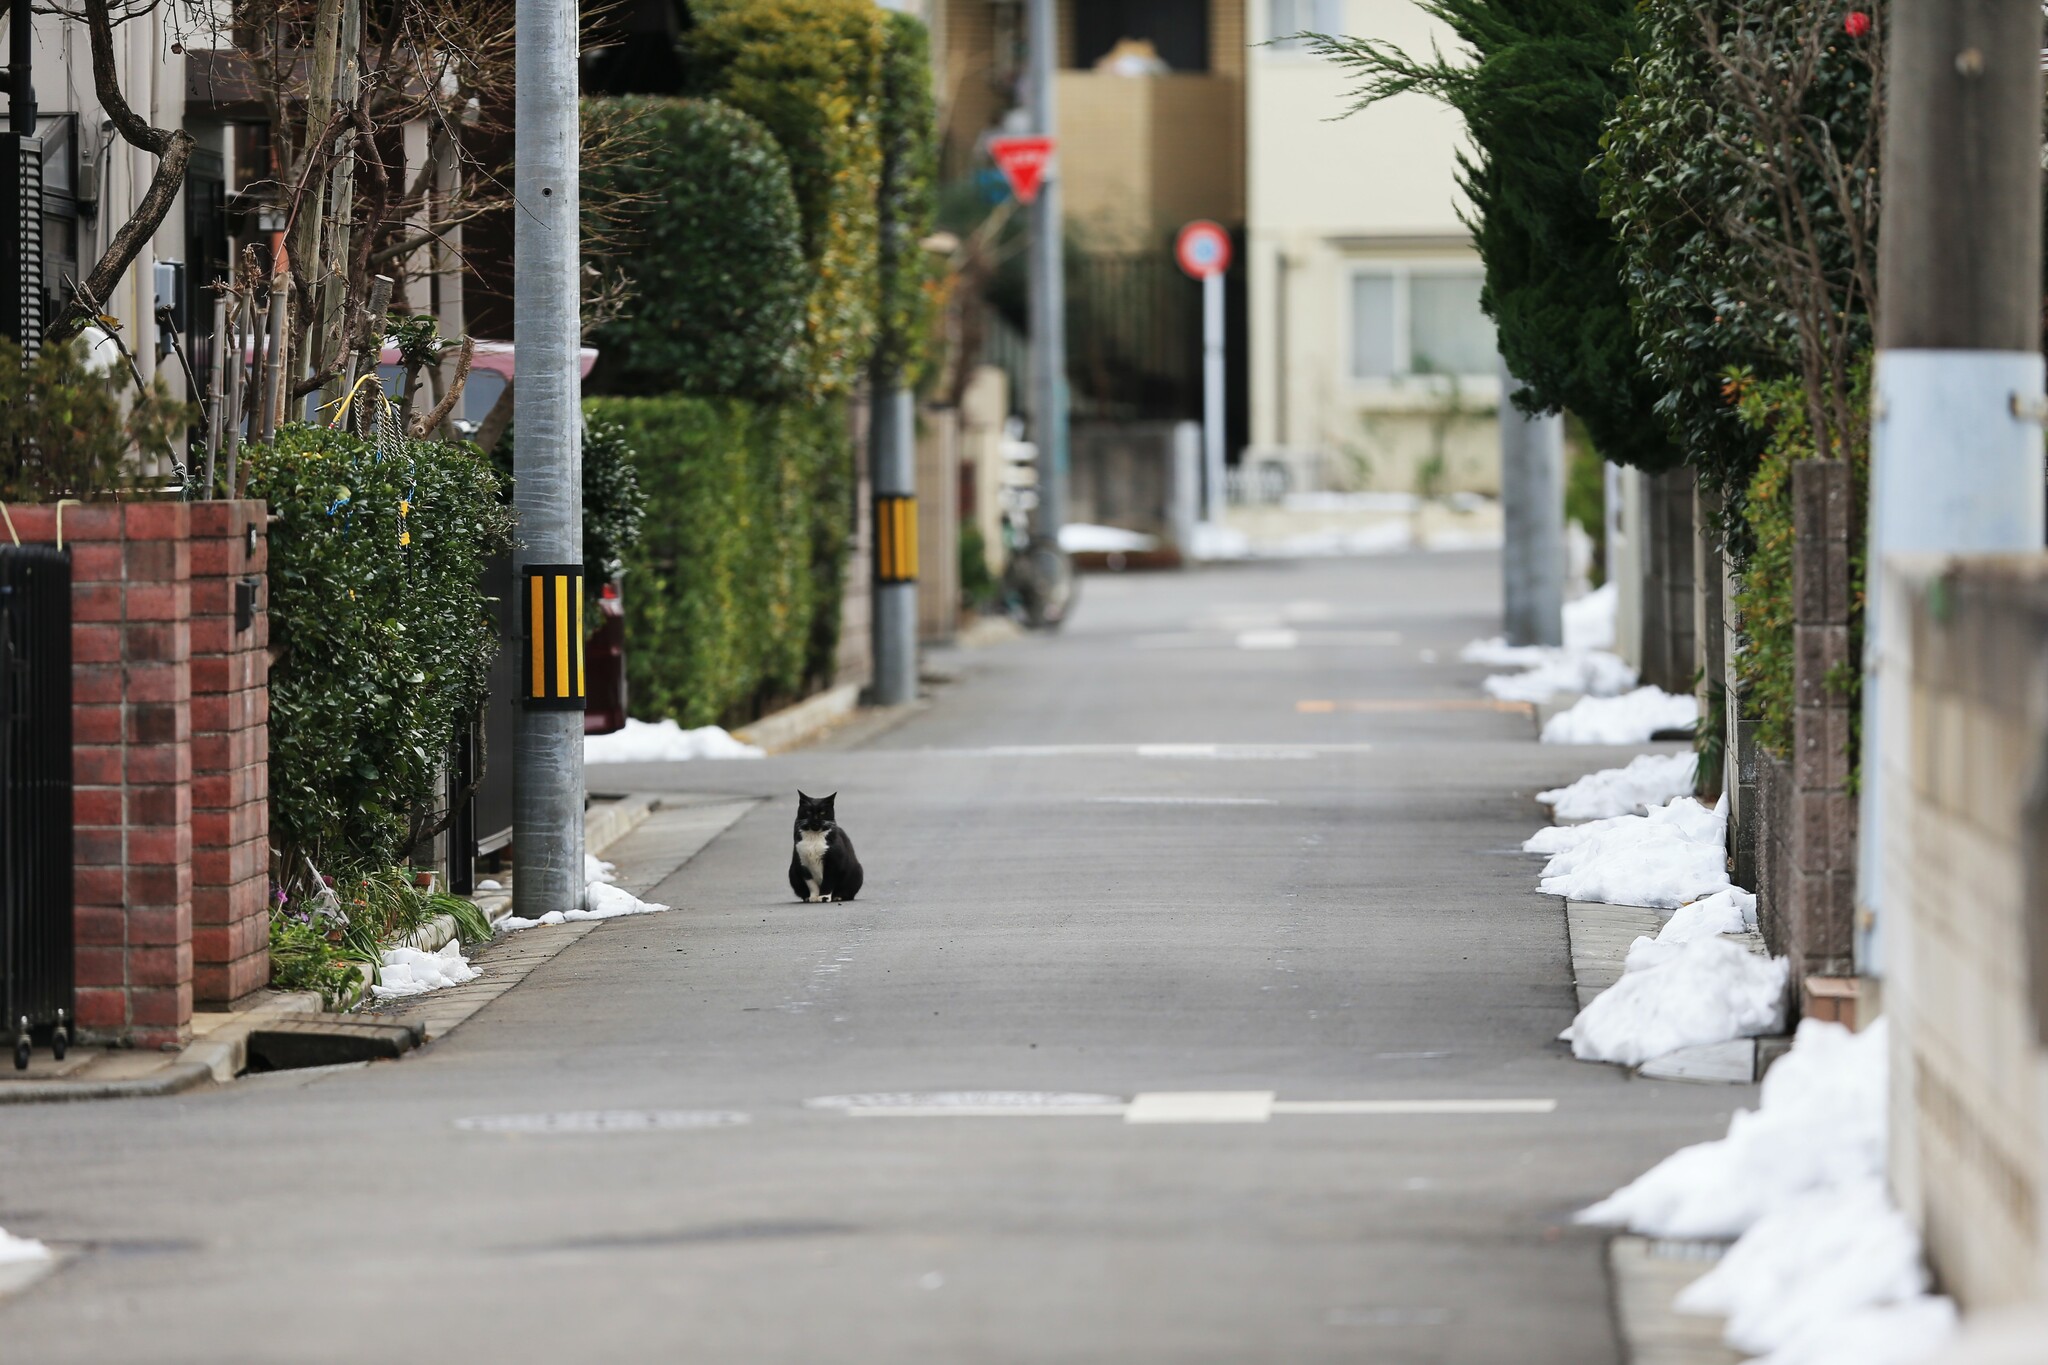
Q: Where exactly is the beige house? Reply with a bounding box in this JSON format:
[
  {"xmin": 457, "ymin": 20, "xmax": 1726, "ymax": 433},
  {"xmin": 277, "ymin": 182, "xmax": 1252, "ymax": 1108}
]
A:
[{"xmin": 1245, "ymin": 0, "xmax": 1500, "ymax": 495}]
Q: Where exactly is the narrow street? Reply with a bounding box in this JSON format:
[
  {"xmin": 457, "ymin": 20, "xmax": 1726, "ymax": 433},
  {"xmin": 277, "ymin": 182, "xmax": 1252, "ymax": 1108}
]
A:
[{"xmin": 0, "ymin": 551, "xmax": 1742, "ymax": 1363}]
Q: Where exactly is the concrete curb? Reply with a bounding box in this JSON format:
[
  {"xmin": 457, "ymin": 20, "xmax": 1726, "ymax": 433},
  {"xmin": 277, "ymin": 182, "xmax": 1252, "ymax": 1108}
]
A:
[
  {"xmin": 0, "ymin": 792, "xmax": 677, "ymax": 1104},
  {"xmin": 398, "ymin": 793, "xmax": 662, "ymax": 955},
  {"xmin": 733, "ymin": 682, "xmax": 862, "ymax": 754},
  {"xmin": 0, "ymin": 1061, "xmax": 213, "ymax": 1104}
]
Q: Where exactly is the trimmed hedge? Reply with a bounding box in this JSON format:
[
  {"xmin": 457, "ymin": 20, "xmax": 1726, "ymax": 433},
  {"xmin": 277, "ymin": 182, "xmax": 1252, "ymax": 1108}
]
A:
[
  {"xmin": 587, "ymin": 394, "xmax": 851, "ymax": 727},
  {"xmin": 247, "ymin": 425, "xmax": 513, "ymax": 873},
  {"xmin": 688, "ymin": 0, "xmax": 886, "ymax": 397},
  {"xmin": 874, "ymin": 11, "xmax": 944, "ymax": 385},
  {"xmin": 583, "ymin": 98, "xmax": 808, "ymax": 400}
]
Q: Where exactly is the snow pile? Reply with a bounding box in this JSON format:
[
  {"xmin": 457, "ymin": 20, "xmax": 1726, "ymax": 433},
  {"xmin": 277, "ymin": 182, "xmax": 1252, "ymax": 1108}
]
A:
[
  {"xmin": 1460, "ymin": 587, "xmax": 1634, "ymax": 704},
  {"xmin": 1529, "ymin": 794, "xmax": 1733, "ymax": 907},
  {"xmin": 1186, "ymin": 523, "xmax": 1251, "ymax": 561},
  {"xmin": 1542, "ymin": 685, "xmax": 1699, "ymax": 745},
  {"xmin": 1623, "ymin": 888, "xmax": 1758, "ymax": 973},
  {"xmin": 585, "ymin": 718, "xmax": 763, "ymax": 763},
  {"xmin": 1482, "ymin": 650, "xmax": 1638, "ymax": 704},
  {"xmin": 1565, "ymin": 937, "xmax": 1786, "ymax": 1065},
  {"xmin": 1564, "ymin": 582, "xmax": 1618, "ymax": 651},
  {"xmin": 1539, "ymin": 753, "xmax": 1698, "ymax": 821},
  {"xmin": 373, "ymin": 939, "xmax": 482, "ymax": 999},
  {"xmin": 499, "ymin": 865, "xmax": 671, "ymax": 931},
  {"xmin": 1579, "ymin": 1020, "xmax": 1955, "ymax": 1365},
  {"xmin": 0, "ymin": 1226, "xmax": 49, "ymax": 1264},
  {"xmin": 1060, "ymin": 523, "xmax": 1158, "ymax": 554}
]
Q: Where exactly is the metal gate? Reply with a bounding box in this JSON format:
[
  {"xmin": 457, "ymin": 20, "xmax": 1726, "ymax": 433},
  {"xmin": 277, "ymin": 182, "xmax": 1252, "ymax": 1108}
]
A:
[{"xmin": 0, "ymin": 546, "xmax": 71, "ymax": 1068}]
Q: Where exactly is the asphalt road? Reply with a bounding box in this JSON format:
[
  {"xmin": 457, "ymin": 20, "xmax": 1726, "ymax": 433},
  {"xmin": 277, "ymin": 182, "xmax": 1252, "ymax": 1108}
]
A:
[{"xmin": 0, "ymin": 550, "xmax": 1746, "ymax": 1364}]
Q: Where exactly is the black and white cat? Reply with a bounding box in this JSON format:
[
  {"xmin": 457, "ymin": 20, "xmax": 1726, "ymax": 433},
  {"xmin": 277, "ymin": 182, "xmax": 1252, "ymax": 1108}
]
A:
[{"xmin": 789, "ymin": 791, "xmax": 864, "ymax": 903}]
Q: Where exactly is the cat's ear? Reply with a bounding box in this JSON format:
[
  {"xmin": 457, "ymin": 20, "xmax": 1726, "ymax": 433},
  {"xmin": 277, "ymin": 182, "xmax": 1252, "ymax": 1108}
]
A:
[
  {"xmin": 824, "ymin": 792, "xmax": 837, "ymax": 804},
  {"xmin": 797, "ymin": 790, "xmax": 811, "ymax": 802}
]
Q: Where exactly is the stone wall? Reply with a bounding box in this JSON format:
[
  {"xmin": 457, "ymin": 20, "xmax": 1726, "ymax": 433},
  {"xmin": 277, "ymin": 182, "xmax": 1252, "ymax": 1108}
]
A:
[{"xmin": 1879, "ymin": 554, "xmax": 2048, "ymax": 1310}]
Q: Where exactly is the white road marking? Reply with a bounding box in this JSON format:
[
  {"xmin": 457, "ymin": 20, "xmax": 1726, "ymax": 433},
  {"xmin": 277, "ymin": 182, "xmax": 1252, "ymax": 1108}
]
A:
[
  {"xmin": 455, "ymin": 1110, "xmax": 751, "ymax": 1133},
  {"xmin": 1133, "ymin": 629, "xmax": 1402, "ymax": 651},
  {"xmin": 1125, "ymin": 1091, "xmax": 1275, "ymax": 1124},
  {"xmin": 1236, "ymin": 628, "xmax": 1298, "ymax": 650},
  {"xmin": 1269, "ymin": 1099, "xmax": 1558, "ymax": 1116},
  {"xmin": 924, "ymin": 744, "xmax": 1372, "ymax": 760},
  {"xmin": 813, "ymin": 1092, "xmax": 1561, "ymax": 1121},
  {"xmin": 1084, "ymin": 797, "xmax": 1278, "ymax": 806}
]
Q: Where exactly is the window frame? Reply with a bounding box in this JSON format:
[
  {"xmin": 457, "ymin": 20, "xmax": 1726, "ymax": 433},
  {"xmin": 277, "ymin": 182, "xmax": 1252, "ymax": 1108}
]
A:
[{"xmin": 1345, "ymin": 260, "xmax": 1496, "ymax": 387}]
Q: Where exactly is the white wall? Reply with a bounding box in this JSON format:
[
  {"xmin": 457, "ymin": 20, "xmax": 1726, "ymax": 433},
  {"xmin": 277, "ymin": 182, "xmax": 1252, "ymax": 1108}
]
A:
[{"xmin": 1244, "ymin": 0, "xmax": 1500, "ymax": 494}]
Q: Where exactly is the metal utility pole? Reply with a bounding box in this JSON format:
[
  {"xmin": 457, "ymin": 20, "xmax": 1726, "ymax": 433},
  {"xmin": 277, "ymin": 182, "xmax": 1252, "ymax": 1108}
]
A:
[
  {"xmin": 1857, "ymin": 0, "xmax": 2044, "ymax": 970},
  {"xmin": 869, "ymin": 386, "xmax": 918, "ymax": 706},
  {"xmin": 512, "ymin": 0, "xmax": 586, "ymax": 918},
  {"xmin": 1497, "ymin": 358, "xmax": 1564, "ymax": 647},
  {"xmin": 1025, "ymin": 0, "xmax": 1068, "ymax": 543},
  {"xmin": 1201, "ymin": 272, "xmax": 1225, "ymax": 524}
]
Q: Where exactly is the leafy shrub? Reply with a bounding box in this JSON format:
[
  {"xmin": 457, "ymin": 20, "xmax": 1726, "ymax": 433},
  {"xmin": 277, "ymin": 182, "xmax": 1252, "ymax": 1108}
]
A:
[
  {"xmin": 874, "ymin": 12, "xmax": 944, "ymax": 386},
  {"xmin": 488, "ymin": 413, "xmax": 648, "ymax": 591},
  {"xmin": 247, "ymin": 424, "xmax": 514, "ymax": 874},
  {"xmin": 1728, "ymin": 362, "xmax": 1868, "ymax": 763},
  {"xmin": 0, "ymin": 335, "xmax": 189, "ymax": 498},
  {"xmin": 583, "ymin": 98, "xmax": 809, "ymax": 400},
  {"xmin": 1310, "ymin": 3, "xmax": 1681, "ymax": 472},
  {"xmin": 688, "ymin": 0, "xmax": 885, "ymax": 397},
  {"xmin": 587, "ymin": 393, "xmax": 851, "ymax": 727},
  {"xmin": 1602, "ymin": 0, "xmax": 1880, "ymax": 525}
]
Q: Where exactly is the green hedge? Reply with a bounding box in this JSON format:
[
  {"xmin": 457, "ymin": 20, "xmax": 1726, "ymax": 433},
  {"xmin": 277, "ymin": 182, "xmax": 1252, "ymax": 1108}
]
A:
[
  {"xmin": 1729, "ymin": 363, "xmax": 1869, "ymax": 765},
  {"xmin": 587, "ymin": 394, "xmax": 850, "ymax": 727},
  {"xmin": 874, "ymin": 11, "xmax": 943, "ymax": 385},
  {"xmin": 583, "ymin": 98, "xmax": 808, "ymax": 400},
  {"xmin": 689, "ymin": 0, "xmax": 885, "ymax": 397},
  {"xmin": 248, "ymin": 424, "xmax": 513, "ymax": 873}
]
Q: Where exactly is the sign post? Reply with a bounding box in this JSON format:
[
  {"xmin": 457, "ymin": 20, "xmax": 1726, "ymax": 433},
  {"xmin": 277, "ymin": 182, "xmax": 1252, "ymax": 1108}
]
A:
[{"xmin": 1176, "ymin": 220, "xmax": 1232, "ymax": 528}]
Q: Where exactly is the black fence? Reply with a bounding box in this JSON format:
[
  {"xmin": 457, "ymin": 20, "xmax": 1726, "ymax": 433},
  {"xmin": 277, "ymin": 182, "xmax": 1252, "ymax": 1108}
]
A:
[
  {"xmin": 979, "ymin": 245, "xmax": 1250, "ymax": 456},
  {"xmin": 446, "ymin": 550, "xmax": 517, "ymax": 896},
  {"xmin": 0, "ymin": 546, "xmax": 71, "ymax": 1068}
]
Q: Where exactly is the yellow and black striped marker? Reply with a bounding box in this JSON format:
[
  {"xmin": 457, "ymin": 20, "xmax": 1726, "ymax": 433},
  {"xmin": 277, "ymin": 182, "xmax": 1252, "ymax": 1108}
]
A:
[
  {"xmin": 875, "ymin": 494, "xmax": 919, "ymax": 584},
  {"xmin": 522, "ymin": 564, "xmax": 586, "ymax": 710}
]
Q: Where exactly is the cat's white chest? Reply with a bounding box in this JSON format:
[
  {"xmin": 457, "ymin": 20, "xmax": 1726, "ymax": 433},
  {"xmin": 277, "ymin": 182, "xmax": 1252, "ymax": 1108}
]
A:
[{"xmin": 797, "ymin": 830, "xmax": 829, "ymax": 890}]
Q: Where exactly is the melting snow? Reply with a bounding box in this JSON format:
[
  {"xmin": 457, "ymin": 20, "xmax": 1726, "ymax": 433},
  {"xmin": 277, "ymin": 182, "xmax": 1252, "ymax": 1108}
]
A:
[
  {"xmin": 0, "ymin": 1226, "xmax": 50, "ymax": 1264},
  {"xmin": 373, "ymin": 939, "xmax": 482, "ymax": 999},
  {"xmin": 584, "ymin": 719, "xmax": 763, "ymax": 763},
  {"xmin": 1542, "ymin": 686, "xmax": 1699, "ymax": 745},
  {"xmin": 1564, "ymin": 937, "xmax": 1787, "ymax": 1066},
  {"xmin": 1528, "ymin": 794, "xmax": 1732, "ymax": 908},
  {"xmin": 1578, "ymin": 1020, "xmax": 1955, "ymax": 1365},
  {"xmin": 1539, "ymin": 753, "xmax": 1698, "ymax": 821}
]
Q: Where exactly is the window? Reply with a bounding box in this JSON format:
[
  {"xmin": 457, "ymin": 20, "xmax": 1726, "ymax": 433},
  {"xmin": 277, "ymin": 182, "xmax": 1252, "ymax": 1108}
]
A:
[
  {"xmin": 1267, "ymin": 0, "xmax": 1342, "ymax": 52},
  {"xmin": 1075, "ymin": 0, "xmax": 1209, "ymax": 73},
  {"xmin": 1350, "ymin": 267, "xmax": 1496, "ymax": 381}
]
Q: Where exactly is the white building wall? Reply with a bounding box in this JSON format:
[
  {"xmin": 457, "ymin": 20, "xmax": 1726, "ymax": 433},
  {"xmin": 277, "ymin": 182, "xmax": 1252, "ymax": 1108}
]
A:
[{"xmin": 1245, "ymin": 0, "xmax": 1500, "ymax": 494}]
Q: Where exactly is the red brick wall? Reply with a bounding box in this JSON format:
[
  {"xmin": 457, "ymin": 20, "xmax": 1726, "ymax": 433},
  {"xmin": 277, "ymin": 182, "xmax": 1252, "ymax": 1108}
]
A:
[
  {"xmin": 5, "ymin": 499, "xmax": 270, "ymax": 1048},
  {"xmin": 190, "ymin": 503, "xmax": 269, "ymax": 1007}
]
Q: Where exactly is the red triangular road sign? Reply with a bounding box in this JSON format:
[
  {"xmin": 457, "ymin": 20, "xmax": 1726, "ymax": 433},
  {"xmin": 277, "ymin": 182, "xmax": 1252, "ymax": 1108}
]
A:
[{"xmin": 987, "ymin": 135, "xmax": 1054, "ymax": 205}]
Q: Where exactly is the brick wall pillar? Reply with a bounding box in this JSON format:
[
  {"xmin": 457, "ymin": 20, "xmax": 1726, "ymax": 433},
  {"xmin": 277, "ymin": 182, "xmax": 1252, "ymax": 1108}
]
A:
[
  {"xmin": 10, "ymin": 503, "xmax": 198, "ymax": 1050},
  {"xmin": 190, "ymin": 502, "xmax": 269, "ymax": 1006}
]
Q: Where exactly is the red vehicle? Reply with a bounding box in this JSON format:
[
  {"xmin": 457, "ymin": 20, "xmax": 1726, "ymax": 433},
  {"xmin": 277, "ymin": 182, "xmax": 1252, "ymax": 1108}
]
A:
[{"xmin": 584, "ymin": 581, "xmax": 628, "ymax": 736}]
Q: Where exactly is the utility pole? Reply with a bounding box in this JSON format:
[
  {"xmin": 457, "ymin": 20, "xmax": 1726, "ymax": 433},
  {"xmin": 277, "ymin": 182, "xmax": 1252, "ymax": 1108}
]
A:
[
  {"xmin": 869, "ymin": 385, "xmax": 918, "ymax": 706},
  {"xmin": 511, "ymin": 0, "xmax": 586, "ymax": 918},
  {"xmin": 1025, "ymin": 0, "xmax": 1067, "ymax": 545},
  {"xmin": 1497, "ymin": 358, "xmax": 1564, "ymax": 647},
  {"xmin": 1857, "ymin": 0, "xmax": 2044, "ymax": 971}
]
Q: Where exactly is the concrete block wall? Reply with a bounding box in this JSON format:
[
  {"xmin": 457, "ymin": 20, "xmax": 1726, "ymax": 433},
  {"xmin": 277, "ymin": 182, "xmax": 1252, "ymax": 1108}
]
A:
[
  {"xmin": 1880, "ymin": 554, "xmax": 2047, "ymax": 1310},
  {"xmin": 189, "ymin": 502, "xmax": 269, "ymax": 1006},
  {"xmin": 4, "ymin": 500, "xmax": 269, "ymax": 1048},
  {"xmin": 1757, "ymin": 461, "xmax": 1859, "ymax": 980}
]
